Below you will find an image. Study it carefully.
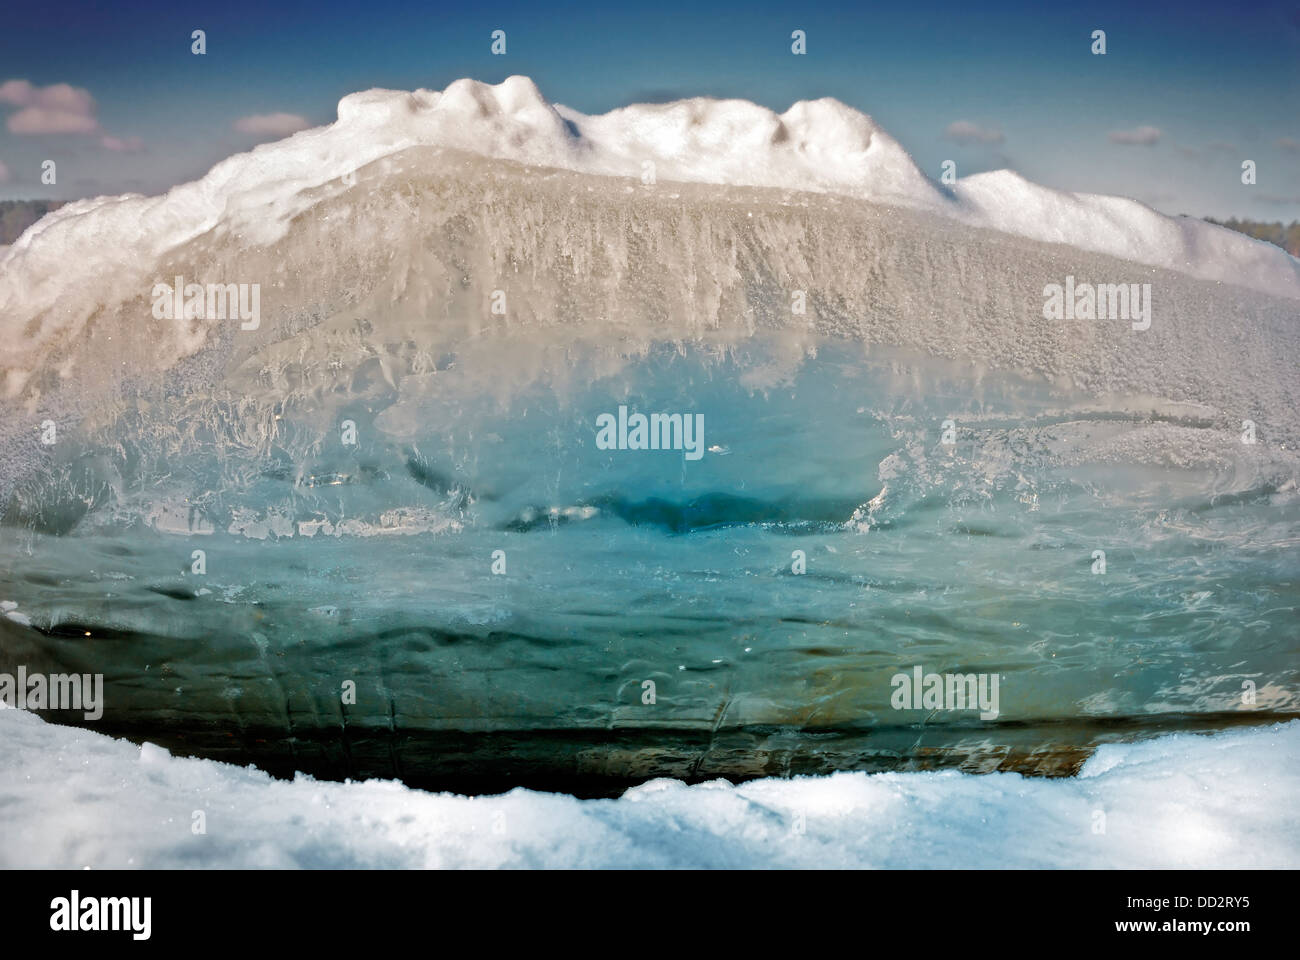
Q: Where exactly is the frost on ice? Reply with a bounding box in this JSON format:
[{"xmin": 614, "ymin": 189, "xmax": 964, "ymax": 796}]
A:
[{"xmin": 0, "ymin": 77, "xmax": 1296, "ymax": 813}]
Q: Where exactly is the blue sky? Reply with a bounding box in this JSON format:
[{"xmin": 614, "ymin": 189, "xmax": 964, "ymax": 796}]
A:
[{"xmin": 1, "ymin": 0, "xmax": 1297, "ymax": 218}]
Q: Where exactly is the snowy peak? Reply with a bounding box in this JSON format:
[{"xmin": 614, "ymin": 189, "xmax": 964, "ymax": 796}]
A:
[
  {"xmin": 326, "ymin": 76, "xmax": 939, "ymax": 207},
  {"xmin": 332, "ymin": 77, "xmax": 580, "ymax": 172},
  {"xmin": 554, "ymin": 89, "xmax": 939, "ymax": 205}
]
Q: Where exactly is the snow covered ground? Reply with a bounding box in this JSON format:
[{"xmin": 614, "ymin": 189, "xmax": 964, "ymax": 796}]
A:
[{"xmin": 1, "ymin": 708, "xmax": 1294, "ymax": 869}]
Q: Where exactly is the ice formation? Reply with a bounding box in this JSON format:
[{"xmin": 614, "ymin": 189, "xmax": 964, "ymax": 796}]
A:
[
  {"xmin": 2, "ymin": 76, "xmax": 1298, "ymax": 389},
  {"xmin": 0, "ymin": 77, "xmax": 1296, "ymax": 796}
]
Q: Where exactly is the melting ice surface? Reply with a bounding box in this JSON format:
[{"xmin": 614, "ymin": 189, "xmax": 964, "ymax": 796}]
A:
[{"xmin": 0, "ymin": 78, "xmax": 1297, "ymax": 796}]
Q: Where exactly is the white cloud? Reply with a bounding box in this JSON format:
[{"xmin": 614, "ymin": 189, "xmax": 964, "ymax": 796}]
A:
[
  {"xmin": 100, "ymin": 135, "xmax": 144, "ymax": 153},
  {"xmin": 1108, "ymin": 125, "xmax": 1162, "ymax": 146},
  {"xmin": 943, "ymin": 120, "xmax": 1004, "ymax": 145},
  {"xmin": 1279, "ymin": 137, "xmax": 1300, "ymax": 154},
  {"xmin": 234, "ymin": 113, "xmax": 311, "ymax": 137},
  {"xmin": 0, "ymin": 79, "xmax": 98, "ymax": 134},
  {"xmin": 0, "ymin": 78, "xmax": 142, "ymax": 150}
]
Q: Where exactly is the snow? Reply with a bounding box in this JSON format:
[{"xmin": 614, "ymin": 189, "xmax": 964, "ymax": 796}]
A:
[
  {"xmin": 2, "ymin": 76, "xmax": 1297, "ymax": 391},
  {"xmin": 950, "ymin": 170, "xmax": 1299, "ymax": 301},
  {"xmin": 560, "ymin": 91, "xmax": 942, "ymax": 207},
  {"xmin": 0, "ymin": 708, "xmax": 1294, "ymax": 868}
]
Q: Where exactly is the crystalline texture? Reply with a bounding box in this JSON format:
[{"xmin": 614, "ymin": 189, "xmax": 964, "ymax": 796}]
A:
[{"xmin": 0, "ymin": 79, "xmax": 1296, "ymax": 793}]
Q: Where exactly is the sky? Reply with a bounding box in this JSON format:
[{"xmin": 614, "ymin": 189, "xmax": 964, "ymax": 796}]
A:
[{"xmin": 0, "ymin": 0, "xmax": 1297, "ymax": 219}]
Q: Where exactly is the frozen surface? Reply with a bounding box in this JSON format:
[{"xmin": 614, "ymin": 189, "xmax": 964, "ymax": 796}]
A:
[
  {"xmin": 0, "ymin": 709, "xmax": 1294, "ymax": 868},
  {"xmin": 0, "ymin": 78, "xmax": 1296, "ymax": 790},
  {"xmin": 2, "ymin": 76, "xmax": 1298, "ymax": 390}
]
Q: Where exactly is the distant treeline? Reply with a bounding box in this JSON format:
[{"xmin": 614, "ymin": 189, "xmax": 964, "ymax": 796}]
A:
[
  {"xmin": 0, "ymin": 199, "xmax": 68, "ymax": 245},
  {"xmin": 1204, "ymin": 217, "xmax": 1300, "ymax": 257}
]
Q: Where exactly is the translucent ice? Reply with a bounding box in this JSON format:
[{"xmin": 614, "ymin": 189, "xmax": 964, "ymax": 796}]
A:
[{"xmin": 0, "ymin": 80, "xmax": 1296, "ymax": 791}]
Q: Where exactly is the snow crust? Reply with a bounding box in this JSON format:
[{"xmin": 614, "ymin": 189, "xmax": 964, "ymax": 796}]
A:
[
  {"xmin": 0, "ymin": 708, "xmax": 1294, "ymax": 868},
  {"xmin": 2, "ymin": 76, "xmax": 1297, "ymax": 391}
]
